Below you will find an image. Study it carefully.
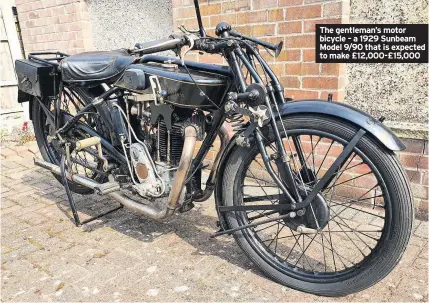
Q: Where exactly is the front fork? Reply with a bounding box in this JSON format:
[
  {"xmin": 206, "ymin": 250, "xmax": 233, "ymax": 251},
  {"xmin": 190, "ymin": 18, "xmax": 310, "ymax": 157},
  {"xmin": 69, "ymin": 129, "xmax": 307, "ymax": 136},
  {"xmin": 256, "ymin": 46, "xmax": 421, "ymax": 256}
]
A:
[{"xmin": 227, "ymin": 46, "xmax": 302, "ymax": 205}]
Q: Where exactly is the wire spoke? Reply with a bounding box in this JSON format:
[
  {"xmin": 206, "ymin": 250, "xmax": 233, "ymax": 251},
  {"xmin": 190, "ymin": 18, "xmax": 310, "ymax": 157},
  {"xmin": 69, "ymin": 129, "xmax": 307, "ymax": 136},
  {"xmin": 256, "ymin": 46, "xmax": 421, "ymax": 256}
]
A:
[
  {"xmin": 330, "ymin": 193, "xmax": 384, "ymax": 205},
  {"xmin": 320, "ymin": 232, "xmax": 352, "ymax": 268},
  {"xmin": 331, "ymin": 218, "xmax": 367, "ymax": 257},
  {"xmin": 243, "ymin": 184, "xmax": 279, "ymax": 188},
  {"xmin": 293, "ymin": 232, "xmax": 317, "ymax": 269},
  {"xmin": 316, "ymin": 140, "xmax": 335, "ymax": 176},
  {"xmin": 247, "ymin": 169, "xmax": 278, "ymax": 205},
  {"xmin": 284, "ymin": 233, "xmax": 302, "ymax": 263},
  {"xmin": 321, "ymin": 233, "xmax": 327, "ymax": 272},
  {"xmin": 327, "ymin": 222, "xmax": 382, "ymax": 241},
  {"xmin": 253, "ymin": 221, "xmax": 285, "ymax": 233},
  {"xmin": 329, "ymin": 208, "xmax": 376, "ymax": 250},
  {"xmin": 330, "ymin": 201, "xmax": 385, "ymax": 219},
  {"xmin": 326, "ymin": 220, "xmax": 337, "ymax": 271},
  {"xmin": 247, "ymin": 210, "xmax": 279, "ymax": 221},
  {"xmin": 324, "ymin": 171, "xmax": 373, "ymax": 191}
]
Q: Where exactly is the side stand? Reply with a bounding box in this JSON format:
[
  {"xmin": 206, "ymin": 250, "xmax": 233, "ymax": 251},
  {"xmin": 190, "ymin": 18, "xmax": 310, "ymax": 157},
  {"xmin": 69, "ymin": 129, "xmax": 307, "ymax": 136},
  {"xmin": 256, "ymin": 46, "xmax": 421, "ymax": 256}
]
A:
[{"xmin": 59, "ymin": 155, "xmax": 123, "ymax": 226}]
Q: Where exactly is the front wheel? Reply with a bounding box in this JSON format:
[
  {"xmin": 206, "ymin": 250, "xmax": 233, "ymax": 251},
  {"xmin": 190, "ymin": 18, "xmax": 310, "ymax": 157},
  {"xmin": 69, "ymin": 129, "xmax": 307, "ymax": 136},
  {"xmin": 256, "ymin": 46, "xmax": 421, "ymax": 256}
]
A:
[{"xmin": 222, "ymin": 114, "xmax": 413, "ymax": 297}]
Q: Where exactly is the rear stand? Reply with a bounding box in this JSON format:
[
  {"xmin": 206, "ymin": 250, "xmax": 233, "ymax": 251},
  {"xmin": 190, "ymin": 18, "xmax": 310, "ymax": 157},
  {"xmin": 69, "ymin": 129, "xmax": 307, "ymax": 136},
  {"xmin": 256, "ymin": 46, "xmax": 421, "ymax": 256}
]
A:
[{"xmin": 60, "ymin": 155, "xmax": 123, "ymax": 226}]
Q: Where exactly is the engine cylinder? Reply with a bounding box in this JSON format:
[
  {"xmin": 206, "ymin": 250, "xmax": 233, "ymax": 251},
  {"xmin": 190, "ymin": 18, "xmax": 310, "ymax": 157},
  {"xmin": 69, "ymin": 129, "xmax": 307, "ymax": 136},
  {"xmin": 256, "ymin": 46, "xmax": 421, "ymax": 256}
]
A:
[{"xmin": 158, "ymin": 121, "xmax": 185, "ymax": 166}]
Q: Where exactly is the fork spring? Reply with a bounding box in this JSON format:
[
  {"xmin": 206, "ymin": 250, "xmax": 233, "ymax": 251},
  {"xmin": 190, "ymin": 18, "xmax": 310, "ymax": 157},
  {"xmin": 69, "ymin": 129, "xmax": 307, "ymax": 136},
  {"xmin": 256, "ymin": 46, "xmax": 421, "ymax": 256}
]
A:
[{"xmin": 227, "ymin": 113, "xmax": 247, "ymax": 131}]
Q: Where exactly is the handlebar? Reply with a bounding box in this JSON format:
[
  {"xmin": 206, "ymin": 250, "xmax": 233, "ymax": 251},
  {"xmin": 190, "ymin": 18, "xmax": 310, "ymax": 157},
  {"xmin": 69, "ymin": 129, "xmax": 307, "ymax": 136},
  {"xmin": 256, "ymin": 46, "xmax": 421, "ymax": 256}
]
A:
[
  {"xmin": 192, "ymin": 26, "xmax": 283, "ymax": 57},
  {"xmin": 229, "ymin": 30, "xmax": 283, "ymax": 57},
  {"xmin": 133, "ymin": 24, "xmax": 283, "ymax": 58}
]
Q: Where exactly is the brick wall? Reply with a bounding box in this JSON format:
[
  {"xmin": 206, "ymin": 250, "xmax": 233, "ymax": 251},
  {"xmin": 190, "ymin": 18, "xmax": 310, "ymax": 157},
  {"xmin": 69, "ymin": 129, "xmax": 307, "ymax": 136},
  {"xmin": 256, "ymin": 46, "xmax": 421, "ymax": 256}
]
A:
[
  {"xmin": 15, "ymin": 0, "xmax": 93, "ymax": 56},
  {"xmin": 400, "ymin": 138, "xmax": 428, "ymax": 219},
  {"xmin": 172, "ymin": 0, "xmax": 348, "ymax": 101}
]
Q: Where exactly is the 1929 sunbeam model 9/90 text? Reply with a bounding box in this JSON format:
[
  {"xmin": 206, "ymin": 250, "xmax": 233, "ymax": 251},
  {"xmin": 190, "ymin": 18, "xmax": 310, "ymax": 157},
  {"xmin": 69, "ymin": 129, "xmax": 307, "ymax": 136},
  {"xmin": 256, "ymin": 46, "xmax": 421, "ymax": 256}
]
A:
[{"xmin": 15, "ymin": 0, "xmax": 413, "ymax": 297}]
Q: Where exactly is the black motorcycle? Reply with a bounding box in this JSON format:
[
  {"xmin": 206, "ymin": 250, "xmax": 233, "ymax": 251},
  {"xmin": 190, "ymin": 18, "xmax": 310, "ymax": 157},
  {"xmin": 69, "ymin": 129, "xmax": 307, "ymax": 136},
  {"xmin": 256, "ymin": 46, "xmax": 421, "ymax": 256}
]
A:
[{"xmin": 15, "ymin": 0, "xmax": 413, "ymax": 297}]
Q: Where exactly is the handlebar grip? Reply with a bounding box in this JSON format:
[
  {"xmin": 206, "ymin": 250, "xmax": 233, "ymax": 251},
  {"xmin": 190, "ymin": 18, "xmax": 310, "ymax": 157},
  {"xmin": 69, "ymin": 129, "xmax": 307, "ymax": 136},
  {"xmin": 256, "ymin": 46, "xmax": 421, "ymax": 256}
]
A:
[
  {"xmin": 135, "ymin": 38, "xmax": 183, "ymax": 55},
  {"xmin": 229, "ymin": 30, "xmax": 283, "ymax": 57},
  {"xmin": 194, "ymin": 39, "xmax": 234, "ymax": 53},
  {"xmin": 209, "ymin": 40, "xmax": 233, "ymax": 52}
]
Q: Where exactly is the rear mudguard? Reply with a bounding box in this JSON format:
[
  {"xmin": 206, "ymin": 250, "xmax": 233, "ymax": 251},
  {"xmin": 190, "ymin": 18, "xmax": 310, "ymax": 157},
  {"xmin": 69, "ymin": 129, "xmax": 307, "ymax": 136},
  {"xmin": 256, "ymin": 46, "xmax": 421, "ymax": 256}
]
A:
[
  {"xmin": 19, "ymin": 85, "xmax": 106, "ymax": 121},
  {"xmin": 214, "ymin": 100, "xmax": 405, "ymax": 231}
]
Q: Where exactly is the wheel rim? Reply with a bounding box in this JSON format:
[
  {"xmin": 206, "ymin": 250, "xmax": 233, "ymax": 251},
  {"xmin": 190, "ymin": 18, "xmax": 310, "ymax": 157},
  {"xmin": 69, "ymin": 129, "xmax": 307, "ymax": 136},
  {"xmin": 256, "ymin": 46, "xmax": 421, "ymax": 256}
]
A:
[{"xmin": 234, "ymin": 129, "xmax": 391, "ymax": 281}]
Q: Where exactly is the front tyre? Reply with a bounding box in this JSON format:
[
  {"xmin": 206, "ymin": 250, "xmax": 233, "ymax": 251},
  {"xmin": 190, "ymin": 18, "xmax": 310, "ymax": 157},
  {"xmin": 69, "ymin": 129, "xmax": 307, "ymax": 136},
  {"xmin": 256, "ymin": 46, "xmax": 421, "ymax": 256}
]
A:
[{"xmin": 222, "ymin": 115, "xmax": 413, "ymax": 296}]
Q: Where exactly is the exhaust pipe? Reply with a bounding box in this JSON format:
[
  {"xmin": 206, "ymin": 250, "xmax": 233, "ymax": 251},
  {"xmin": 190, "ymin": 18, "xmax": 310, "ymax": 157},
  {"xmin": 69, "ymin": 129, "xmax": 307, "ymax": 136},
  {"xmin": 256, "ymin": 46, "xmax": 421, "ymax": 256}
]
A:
[
  {"xmin": 34, "ymin": 158, "xmax": 120, "ymax": 194},
  {"xmin": 35, "ymin": 126, "xmax": 197, "ymax": 220},
  {"xmin": 193, "ymin": 126, "xmax": 229, "ymax": 202},
  {"xmin": 109, "ymin": 126, "xmax": 197, "ymax": 219}
]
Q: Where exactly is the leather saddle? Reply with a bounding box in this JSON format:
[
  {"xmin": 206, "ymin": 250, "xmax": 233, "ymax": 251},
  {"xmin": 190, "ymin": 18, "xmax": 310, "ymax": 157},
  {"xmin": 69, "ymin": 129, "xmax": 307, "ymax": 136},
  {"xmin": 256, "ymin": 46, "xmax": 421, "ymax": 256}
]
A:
[{"xmin": 60, "ymin": 49, "xmax": 135, "ymax": 83}]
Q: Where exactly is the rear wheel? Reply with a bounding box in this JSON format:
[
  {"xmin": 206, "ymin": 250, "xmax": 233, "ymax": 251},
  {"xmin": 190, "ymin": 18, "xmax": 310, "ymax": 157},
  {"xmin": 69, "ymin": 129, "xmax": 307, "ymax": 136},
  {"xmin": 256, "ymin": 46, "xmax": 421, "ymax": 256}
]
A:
[
  {"xmin": 222, "ymin": 115, "xmax": 413, "ymax": 296},
  {"xmin": 32, "ymin": 86, "xmax": 107, "ymax": 194}
]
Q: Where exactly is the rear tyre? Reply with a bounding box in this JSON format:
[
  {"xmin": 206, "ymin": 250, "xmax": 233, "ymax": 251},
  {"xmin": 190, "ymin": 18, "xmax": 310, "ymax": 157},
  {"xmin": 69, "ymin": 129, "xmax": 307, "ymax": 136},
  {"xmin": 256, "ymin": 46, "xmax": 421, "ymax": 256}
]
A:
[{"xmin": 222, "ymin": 115, "xmax": 413, "ymax": 296}]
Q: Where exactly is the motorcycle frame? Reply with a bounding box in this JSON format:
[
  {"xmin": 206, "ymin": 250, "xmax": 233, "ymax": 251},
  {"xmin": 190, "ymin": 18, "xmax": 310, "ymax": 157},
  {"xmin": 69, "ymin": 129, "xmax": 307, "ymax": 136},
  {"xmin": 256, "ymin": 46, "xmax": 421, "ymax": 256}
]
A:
[
  {"xmin": 45, "ymin": 41, "xmax": 304, "ymax": 202},
  {"xmin": 36, "ymin": 36, "xmax": 364, "ymax": 213}
]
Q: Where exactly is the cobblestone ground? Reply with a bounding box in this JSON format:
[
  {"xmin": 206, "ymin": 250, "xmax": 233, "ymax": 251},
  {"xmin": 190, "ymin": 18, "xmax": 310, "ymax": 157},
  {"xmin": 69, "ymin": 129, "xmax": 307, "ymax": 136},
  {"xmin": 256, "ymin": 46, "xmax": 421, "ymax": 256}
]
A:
[{"xmin": 1, "ymin": 144, "xmax": 428, "ymax": 302}]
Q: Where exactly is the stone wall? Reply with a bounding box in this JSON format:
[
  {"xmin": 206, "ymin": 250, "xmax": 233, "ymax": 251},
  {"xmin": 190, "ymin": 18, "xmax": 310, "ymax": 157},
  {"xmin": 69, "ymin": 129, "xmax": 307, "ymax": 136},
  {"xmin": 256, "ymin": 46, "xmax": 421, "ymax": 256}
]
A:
[
  {"xmin": 344, "ymin": 0, "xmax": 428, "ymax": 125},
  {"xmin": 342, "ymin": 0, "xmax": 428, "ymax": 218},
  {"xmin": 86, "ymin": 0, "xmax": 173, "ymax": 51}
]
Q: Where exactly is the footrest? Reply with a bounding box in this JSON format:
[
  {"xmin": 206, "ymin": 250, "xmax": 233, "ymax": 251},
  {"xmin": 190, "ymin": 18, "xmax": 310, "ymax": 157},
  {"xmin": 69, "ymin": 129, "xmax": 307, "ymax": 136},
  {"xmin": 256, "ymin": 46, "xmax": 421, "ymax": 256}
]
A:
[
  {"xmin": 76, "ymin": 137, "xmax": 101, "ymax": 150},
  {"xmin": 94, "ymin": 181, "xmax": 121, "ymax": 195},
  {"xmin": 74, "ymin": 136, "xmax": 108, "ymax": 171}
]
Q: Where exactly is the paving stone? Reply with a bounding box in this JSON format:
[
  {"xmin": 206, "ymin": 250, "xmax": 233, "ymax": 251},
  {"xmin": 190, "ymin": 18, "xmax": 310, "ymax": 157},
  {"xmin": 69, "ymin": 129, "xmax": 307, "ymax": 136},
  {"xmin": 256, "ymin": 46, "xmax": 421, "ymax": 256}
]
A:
[
  {"xmin": 414, "ymin": 221, "xmax": 428, "ymax": 238},
  {"xmin": 7, "ymin": 170, "xmax": 35, "ymax": 181},
  {"xmin": 0, "ymin": 199, "xmax": 16, "ymax": 209},
  {"xmin": 18, "ymin": 212, "xmax": 48, "ymax": 226},
  {"xmin": 4, "ymin": 155, "xmax": 26, "ymax": 162},
  {"xmin": 9, "ymin": 145, "xmax": 30, "ymax": 155},
  {"xmin": 1, "ymin": 159, "xmax": 24, "ymax": 170},
  {"xmin": 1, "ymin": 204, "xmax": 25, "ymax": 216},
  {"xmin": 24, "ymin": 141, "xmax": 39, "ymax": 154},
  {"xmin": 0, "ymin": 148, "xmax": 18, "ymax": 158},
  {"xmin": 418, "ymin": 242, "xmax": 428, "ymax": 259},
  {"xmin": 398, "ymin": 244, "xmax": 423, "ymax": 267},
  {"xmin": 1, "ymin": 184, "xmax": 11, "ymax": 193}
]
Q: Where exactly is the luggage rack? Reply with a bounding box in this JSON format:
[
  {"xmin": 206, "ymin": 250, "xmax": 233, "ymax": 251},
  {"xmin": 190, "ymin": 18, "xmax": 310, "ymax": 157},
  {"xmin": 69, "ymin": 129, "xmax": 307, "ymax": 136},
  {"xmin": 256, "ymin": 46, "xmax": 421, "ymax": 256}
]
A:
[{"xmin": 28, "ymin": 51, "xmax": 69, "ymax": 67}]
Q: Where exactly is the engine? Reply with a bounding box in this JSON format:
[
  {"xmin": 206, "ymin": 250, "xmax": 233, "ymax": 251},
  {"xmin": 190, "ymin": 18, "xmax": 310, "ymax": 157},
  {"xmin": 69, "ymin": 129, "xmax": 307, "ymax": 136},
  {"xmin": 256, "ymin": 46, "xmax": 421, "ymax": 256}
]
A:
[{"xmin": 126, "ymin": 95, "xmax": 206, "ymax": 199}]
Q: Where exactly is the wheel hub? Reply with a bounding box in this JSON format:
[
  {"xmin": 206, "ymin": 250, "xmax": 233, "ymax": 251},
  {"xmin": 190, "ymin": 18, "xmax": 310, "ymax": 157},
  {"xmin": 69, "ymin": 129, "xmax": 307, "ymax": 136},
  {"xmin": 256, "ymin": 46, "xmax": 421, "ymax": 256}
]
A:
[{"xmin": 281, "ymin": 192, "xmax": 330, "ymax": 231}]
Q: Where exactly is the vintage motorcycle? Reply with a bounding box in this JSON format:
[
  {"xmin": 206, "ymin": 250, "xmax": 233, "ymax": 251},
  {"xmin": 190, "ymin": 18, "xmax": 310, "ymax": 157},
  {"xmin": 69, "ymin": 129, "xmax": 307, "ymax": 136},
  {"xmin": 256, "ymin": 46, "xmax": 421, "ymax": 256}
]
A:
[{"xmin": 15, "ymin": 0, "xmax": 413, "ymax": 297}]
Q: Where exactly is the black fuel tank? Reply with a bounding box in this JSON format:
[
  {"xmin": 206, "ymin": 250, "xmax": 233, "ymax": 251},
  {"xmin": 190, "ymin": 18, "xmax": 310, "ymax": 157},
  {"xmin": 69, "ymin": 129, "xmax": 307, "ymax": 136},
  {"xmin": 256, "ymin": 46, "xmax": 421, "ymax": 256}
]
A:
[{"xmin": 114, "ymin": 62, "xmax": 231, "ymax": 109}]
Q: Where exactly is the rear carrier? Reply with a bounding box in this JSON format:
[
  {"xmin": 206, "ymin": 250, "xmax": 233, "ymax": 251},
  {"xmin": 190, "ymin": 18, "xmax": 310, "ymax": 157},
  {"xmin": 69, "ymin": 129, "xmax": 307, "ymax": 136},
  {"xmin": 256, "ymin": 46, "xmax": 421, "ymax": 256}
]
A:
[
  {"xmin": 15, "ymin": 52, "xmax": 68, "ymax": 101},
  {"xmin": 114, "ymin": 61, "xmax": 231, "ymax": 109}
]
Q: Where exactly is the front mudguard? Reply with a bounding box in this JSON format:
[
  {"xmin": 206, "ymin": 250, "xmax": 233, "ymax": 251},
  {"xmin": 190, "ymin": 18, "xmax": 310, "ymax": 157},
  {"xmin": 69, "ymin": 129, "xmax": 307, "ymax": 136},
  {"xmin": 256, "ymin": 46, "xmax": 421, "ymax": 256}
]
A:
[
  {"xmin": 214, "ymin": 100, "xmax": 405, "ymax": 232},
  {"xmin": 277, "ymin": 100, "xmax": 405, "ymax": 151}
]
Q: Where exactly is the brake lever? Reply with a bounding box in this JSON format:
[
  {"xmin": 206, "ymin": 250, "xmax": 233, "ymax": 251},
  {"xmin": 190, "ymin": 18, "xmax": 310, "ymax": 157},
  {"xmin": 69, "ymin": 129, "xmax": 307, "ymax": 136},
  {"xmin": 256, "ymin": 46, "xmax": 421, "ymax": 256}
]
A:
[
  {"xmin": 178, "ymin": 25, "xmax": 200, "ymax": 35},
  {"xmin": 180, "ymin": 34, "xmax": 199, "ymax": 65}
]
